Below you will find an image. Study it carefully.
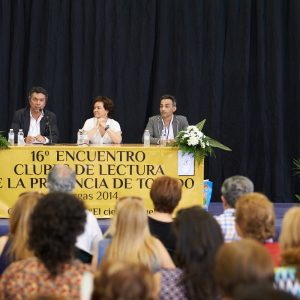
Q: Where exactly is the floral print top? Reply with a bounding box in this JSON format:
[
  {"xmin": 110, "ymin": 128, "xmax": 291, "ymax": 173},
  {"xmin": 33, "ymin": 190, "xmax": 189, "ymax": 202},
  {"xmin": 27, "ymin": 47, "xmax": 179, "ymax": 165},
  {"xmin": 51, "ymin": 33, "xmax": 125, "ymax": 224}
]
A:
[{"xmin": 0, "ymin": 257, "xmax": 92, "ymax": 300}]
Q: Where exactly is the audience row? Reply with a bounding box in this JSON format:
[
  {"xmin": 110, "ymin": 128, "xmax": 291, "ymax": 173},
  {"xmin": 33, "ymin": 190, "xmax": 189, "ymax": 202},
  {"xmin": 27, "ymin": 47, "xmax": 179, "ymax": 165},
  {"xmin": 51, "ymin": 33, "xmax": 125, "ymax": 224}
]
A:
[{"xmin": 0, "ymin": 168, "xmax": 299, "ymax": 299}]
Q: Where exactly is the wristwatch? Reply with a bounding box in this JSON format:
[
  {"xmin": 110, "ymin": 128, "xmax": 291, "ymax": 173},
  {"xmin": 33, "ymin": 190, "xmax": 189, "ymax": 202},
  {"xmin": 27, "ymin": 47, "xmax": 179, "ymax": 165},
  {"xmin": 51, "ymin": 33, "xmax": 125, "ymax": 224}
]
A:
[{"xmin": 104, "ymin": 125, "xmax": 110, "ymax": 131}]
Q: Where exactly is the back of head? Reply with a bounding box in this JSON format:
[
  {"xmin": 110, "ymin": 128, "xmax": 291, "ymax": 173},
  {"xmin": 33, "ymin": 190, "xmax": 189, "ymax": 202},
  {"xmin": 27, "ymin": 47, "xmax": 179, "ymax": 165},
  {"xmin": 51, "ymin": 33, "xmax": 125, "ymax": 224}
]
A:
[
  {"xmin": 221, "ymin": 175, "xmax": 254, "ymax": 208},
  {"xmin": 28, "ymin": 192, "xmax": 86, "ymax": 277},
  {"xmin": 113, "ymin": 197, "xmax": 149, "ymax": 240},
  {"xmin": 174, "ymin": 206, "xmax": 224, "ymax": 299},
  {"xmin": 47, "ymin": 165, "xmax": 76, "ymax": 193},
  {"xmin": 105, "ymin": 197, "xmax": 158, "ymax": 269},
  {"xmin": 279, "ymin": 207, "xmax": 300, "ymax": 266},
  {"xmin": 280, "ymin": 207, "xmax": 300, "ymax": 250},
  {"xmin": 233, "ymin": 282, "xmax": 298, "ymax": 300},
  {"xmin": 214, "ymin": 239, "xmax": 274, "ymax": 298},
  {"xmin": 235, "ymin": 192, "xmax": 275, "ymax": 242},
  {"xmin": 92, "ymin": 261, "xmax": 157, "ymax": 300},
  {"xmin": 9, "ymin": 192, "xmax": 43, "ymax": 260},
  {"xmin": 150, "ymin": 176, "xmax": 182, "ymax": 213}
]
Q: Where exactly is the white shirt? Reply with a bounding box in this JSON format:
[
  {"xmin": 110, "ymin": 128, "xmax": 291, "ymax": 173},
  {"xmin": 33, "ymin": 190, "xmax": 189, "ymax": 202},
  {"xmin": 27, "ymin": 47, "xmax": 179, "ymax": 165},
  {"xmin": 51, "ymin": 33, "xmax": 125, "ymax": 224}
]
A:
[
  {"xmin": 76, "ymin": 210, "xmax": 103, "ymax": 254},
  {"xmin": 28, "ymin": 111, "xmax": 43, "ymax": 137},
  {"xmin": 162, "ymin": 116, "xmax": 174, "ymax": 140},
  {"xmin": 82, "ymin": 117, "xmax": 122, "ymax": 144},
  {"xmin": 27, "ymin": 110, "xmax": 49, "ymax": 144}
]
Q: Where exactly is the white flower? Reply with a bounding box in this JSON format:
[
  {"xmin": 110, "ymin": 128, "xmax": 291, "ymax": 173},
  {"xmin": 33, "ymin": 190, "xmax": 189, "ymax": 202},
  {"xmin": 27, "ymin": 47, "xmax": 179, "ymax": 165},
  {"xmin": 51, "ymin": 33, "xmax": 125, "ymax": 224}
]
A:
[
  {"xmin": 187, "ymin": 136, "xmax": 199, "ymax": 146},
  {"xmin": 187, "ymin": 126, "xmax": 198, "ymax": 132}
]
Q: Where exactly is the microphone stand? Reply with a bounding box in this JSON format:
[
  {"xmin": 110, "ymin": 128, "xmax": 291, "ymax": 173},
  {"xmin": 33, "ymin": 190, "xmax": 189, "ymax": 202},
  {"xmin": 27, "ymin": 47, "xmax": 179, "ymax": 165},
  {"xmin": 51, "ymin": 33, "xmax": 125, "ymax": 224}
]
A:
[
  {"xmin": 45, "ymin": 116, "xmax": 54, "ymax": 145},
  {"xmin": 40, "ymin": 109, "xmax": 54, "ymax": 145}
]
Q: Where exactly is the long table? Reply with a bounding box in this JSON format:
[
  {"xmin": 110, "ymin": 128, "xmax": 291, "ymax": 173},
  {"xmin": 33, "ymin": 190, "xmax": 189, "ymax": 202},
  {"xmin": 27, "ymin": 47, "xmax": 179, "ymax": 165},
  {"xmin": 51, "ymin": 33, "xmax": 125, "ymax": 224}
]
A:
[{"xmin": 0, "ymin": 144, "xmax": 204, "ymax": 218}]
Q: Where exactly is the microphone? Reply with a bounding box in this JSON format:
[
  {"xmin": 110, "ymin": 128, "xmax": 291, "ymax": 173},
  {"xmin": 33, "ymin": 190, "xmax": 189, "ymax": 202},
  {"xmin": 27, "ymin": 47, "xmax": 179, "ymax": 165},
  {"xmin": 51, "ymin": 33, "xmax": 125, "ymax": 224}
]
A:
[{"xmin": 41, "ymin": 109, "xmax": 54, "ymax": 145}]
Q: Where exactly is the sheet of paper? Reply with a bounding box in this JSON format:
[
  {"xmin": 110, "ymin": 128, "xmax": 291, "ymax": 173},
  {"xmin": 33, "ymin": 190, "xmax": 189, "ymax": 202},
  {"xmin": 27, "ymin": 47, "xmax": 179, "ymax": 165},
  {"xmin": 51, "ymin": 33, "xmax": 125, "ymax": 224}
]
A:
[{"xmin": 178, "ymin": 150, "xmax": 195, "ymax": 176}]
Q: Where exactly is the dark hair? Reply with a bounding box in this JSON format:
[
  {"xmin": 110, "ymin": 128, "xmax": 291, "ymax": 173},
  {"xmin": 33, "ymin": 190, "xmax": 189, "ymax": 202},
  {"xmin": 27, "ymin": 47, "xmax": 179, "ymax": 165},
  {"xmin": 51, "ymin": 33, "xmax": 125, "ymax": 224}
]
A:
[
  {"xmin": 92, "ymin": 261, "xmax": 156, "ymax": 300},
  {"xmin": 174, "ymin": 206, "xmax": 224, "ymax": 300},
  {"xmin": 221, "ymin": 175, "xmax": 254, "ymax": 208},
  {"xmin": 160, "ymin": 95, "xmax": 176, "ymax": 107},
  {"xmin": 150, "ymin": 176, "xmax": 182, "ymax": 213},
  {"xmin": 93, "ymin": 96, "xmax": 114, "ymax": 115},
  {"xmin": 28, "ymin": 86, "xmax": 48, "ymax": 101},
  {"xmin": 28, "ymin": 193, "xmax": 86, "ymax": 277}
]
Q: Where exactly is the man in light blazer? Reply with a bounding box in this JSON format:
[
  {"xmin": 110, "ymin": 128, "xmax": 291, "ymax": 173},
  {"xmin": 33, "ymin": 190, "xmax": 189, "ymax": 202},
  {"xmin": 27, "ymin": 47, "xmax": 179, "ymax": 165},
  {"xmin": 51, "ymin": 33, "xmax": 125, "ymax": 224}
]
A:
[
  {"xmin": 143, "ymin": 95, "xmax": 189, "ymax": 144},
  {"xmin": 10, "ymin": 86, "xmax": 59, "ymax": 144}
]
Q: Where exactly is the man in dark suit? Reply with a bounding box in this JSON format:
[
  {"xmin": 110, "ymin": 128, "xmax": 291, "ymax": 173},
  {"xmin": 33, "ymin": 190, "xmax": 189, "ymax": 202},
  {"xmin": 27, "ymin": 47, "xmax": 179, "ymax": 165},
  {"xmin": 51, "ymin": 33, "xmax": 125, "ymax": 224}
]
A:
[
  {"xmin": 11, "ymin": 86, "xmax": 59, "ymax": 144},
  {"xmin": 143, "ymin": 95, "xmax": 189, "ymax": 144}
]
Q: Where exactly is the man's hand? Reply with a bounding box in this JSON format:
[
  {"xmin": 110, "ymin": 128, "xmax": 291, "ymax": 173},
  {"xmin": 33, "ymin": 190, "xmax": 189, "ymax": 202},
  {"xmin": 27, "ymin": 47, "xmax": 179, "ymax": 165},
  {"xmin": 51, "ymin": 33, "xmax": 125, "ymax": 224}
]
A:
[
  {"xmin": 24, "ymin": 136, "xmax": 36, "ymax": 144},
  {"xmin": 35, "ymin": 135, "xmax": 46, "ymax": 143}
]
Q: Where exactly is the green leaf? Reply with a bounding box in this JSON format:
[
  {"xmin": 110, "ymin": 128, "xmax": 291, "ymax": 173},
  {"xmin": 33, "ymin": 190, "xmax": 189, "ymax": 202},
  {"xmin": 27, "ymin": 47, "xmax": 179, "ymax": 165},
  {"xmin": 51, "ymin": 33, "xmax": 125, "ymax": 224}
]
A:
[
  {"xmin": 293, "ymin": 159, "xmax": 300, "ymax": 175},
  {"xmin": 296, "ymin": 195, "xmax": 300, "ymax": 202},
  {"xmin": 196, "ymin": 119, "xmax": 206, "ymax": 131},
  {"xmin": 208, "ymin": 138, "xmax": 232, "ymax": 151},
  {"xmin": 0, "ymin": 135, "xmax": 9, "ymax": 149}
]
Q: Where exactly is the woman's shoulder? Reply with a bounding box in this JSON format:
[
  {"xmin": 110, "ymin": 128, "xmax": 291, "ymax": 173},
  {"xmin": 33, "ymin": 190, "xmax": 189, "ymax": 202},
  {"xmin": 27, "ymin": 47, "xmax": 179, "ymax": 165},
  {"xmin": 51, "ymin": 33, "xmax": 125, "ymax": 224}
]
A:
[{"xmin": 160, "ymin": 267, "xmax": 183, "ymax": 278}]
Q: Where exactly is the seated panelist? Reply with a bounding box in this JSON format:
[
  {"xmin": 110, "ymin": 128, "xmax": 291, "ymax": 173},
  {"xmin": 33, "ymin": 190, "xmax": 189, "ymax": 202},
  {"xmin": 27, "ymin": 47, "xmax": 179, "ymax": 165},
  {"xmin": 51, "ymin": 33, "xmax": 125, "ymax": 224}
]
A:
[
  {"xmin": 10, "ymin": 86, "xmax": 59, "ymax": 144},
  {"xmin": 82, "ymin": 96, "xmax": 122, "ymax": 144},
  {"xmin": 143, "ymin": 94, "xmax": 189, "ymax": 145}
]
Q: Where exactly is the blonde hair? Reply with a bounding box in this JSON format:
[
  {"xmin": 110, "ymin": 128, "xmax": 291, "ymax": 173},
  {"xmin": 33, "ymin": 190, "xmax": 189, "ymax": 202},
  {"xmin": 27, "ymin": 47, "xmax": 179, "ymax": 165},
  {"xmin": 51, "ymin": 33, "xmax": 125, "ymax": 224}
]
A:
[
  {"xmin": 9, "ymin": 192, "xmax": 43, "ymax": 261},
  {"xmin": 103, "ymin": 197, "xmax": 160, "ymax": 270},
  {"xmin": 235, "ymin": 193, "xmax": 275, "ymax": 242},
  {"xmin": 279, "ymin": 207, "xmax": 300, "ymax": 268}
]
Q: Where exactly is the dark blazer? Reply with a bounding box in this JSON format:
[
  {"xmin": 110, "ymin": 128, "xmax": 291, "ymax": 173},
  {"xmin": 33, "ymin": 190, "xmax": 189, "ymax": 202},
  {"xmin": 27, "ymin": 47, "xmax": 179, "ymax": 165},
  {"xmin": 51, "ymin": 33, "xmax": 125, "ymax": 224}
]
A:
[
  {"xmin": 11, "ymin": 107, "xmax": 59, "ymax": 143},
  {"xmin": 144, "ymin": 115, "xmax": 189, "ymax": 144}
]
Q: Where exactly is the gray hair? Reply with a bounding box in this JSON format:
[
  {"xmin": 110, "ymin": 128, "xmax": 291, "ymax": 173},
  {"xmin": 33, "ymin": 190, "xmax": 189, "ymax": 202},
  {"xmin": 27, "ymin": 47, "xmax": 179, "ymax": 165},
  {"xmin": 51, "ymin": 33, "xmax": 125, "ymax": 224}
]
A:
[
  {"xmin": 221, "ymin": 175, "xmax": 254, "ymax": 208},
  {"xmin": 47, "ymin": 165, "xmax": 76, "ymax": 193}
]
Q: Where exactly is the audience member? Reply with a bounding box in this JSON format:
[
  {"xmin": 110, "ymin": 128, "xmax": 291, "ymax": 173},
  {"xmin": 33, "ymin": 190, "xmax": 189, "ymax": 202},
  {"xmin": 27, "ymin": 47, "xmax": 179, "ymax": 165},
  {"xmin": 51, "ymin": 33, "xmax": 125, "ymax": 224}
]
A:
[
  {"xmin": 157, "ymin": 206, "xmax": 224, "ymax": 300},
  {"xmin": 0, "ymin": 192, "xmax": 92, "ymax": 300},
  {"xmin": 92, "ymin": 261, "xmax": 158, "ymax": 300},
  {"xmin": 215, "ymin": 175, "xmax": 254, "ymax": 242},
  {"xmin": 214, "ymin": 239, "xmax": 274, "ymax": 300},
  {"xmin": 82, "ymin": 96, "xmax": 122, "ymax": 144},
  {"xmin": 0, "ymin": 192, "xmax": 43, "ymax": 274},
  {"xmin": 148, "ymin": 176, "xmax": 182, "ymax": 259},
  {"xmin": 11, "ymin": 86, "xmax": 59, "ymax": 144},
  {"xmin": 233, "ymin": 282, "xmax": 297, "ymax": 300},
  {"xmin": 143, "ymin": 95, "xmax": 188, "ymax": 144},
  {"xmin": 47, "ymin": 165, "xmax": 103, "ymax": 263},
  {"xmin": 235, "ymin": 192, "xmax": 280, "ymax": 266},
  {"xmin": 275, "ymin": 207, "xmax": 300, "ymax": 297},
  {"xmin": 94, "ymin": 196, "xmax": 175, "ymax": 271}
]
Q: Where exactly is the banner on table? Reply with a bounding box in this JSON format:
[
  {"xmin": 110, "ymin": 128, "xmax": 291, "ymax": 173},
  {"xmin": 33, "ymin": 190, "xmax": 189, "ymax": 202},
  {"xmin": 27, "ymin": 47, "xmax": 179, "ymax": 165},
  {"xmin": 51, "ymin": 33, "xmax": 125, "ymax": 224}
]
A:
[{"xmin": 0, "ymin": 145, "xmax": 204, "ymax": 218}]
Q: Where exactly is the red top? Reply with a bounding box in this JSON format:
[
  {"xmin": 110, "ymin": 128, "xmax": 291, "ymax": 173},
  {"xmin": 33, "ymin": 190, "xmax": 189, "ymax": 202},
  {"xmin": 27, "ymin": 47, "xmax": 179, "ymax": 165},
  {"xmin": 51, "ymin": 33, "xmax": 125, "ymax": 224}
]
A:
[{"xmin": 264, "ymin": 242, "xmax": 281, "ymax": 267}]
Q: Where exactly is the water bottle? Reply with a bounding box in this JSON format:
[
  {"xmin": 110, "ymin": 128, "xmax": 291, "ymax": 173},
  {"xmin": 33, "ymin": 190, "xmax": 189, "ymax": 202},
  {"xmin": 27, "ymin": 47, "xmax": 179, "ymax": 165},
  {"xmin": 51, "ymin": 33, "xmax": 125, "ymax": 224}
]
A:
[
  {"xmin": 82, "ymin": 130, "xmax": 89, "ymax": 145},
  {"xmin": 17, "ymin": 129, "xmax": 25, "ymax": 146},
  {"xmin": 8, "ymin": 129, "xmax": 14, "ymax": 145},
  {"xmin": 77, "ymin": 129, "xmax": 84, "ymax": 145},
  {"xmin": 160, "ymin": 128, "xmax": 167, "ymax": 146},
  {"xmin": 143, "ymin": 130, "xmax": 150, "ymax": 147}
]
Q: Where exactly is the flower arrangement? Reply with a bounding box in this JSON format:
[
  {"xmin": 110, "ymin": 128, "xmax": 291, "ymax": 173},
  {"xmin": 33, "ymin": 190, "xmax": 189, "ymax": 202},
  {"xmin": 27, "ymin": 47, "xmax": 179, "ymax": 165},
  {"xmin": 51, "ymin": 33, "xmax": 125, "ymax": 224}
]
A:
[{"xmin": 172, "ymin": 119, "xmax": 231, "ymax": 164}]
